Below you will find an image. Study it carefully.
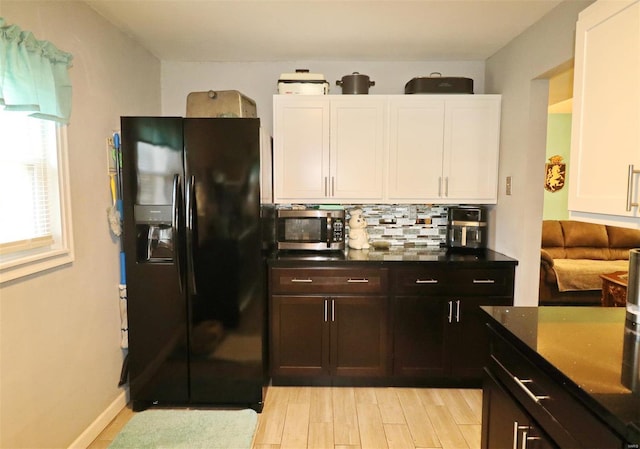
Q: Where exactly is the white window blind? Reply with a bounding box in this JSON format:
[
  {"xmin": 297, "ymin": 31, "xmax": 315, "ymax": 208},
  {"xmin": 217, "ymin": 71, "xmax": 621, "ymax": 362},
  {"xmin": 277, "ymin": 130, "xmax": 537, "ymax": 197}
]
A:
[
  {"xmin": 0, "ymin": 110, "xmax": 56, "ymax": 253},
  {"xmin": 0, "ymin": 108, "xmax": 73, "ymax": 282}
]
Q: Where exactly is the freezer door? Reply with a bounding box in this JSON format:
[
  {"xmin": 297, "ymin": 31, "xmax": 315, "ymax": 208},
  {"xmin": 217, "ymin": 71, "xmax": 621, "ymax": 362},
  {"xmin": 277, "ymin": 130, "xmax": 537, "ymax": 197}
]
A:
[
  {"xmin": 184, "ymin": 118, "xmax": 265, "ymax": 408},
  {"xmin": 121, "ymin": 116, "xmax": 189, "ymax": 409}
]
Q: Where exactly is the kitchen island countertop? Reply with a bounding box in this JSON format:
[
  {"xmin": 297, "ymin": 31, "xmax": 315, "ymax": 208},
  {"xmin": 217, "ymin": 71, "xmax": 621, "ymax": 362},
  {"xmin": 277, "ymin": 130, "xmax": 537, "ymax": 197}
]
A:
[{"xmin": 481, "ymin": 306, "xmax": 640, "ymax": 444}]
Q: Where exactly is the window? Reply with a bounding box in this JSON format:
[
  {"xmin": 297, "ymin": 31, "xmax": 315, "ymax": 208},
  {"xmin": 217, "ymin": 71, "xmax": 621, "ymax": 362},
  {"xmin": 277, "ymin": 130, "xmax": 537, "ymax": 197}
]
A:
[{"xmin": 0, "ymin": 109, "xmax": 74, "ymax": 282}]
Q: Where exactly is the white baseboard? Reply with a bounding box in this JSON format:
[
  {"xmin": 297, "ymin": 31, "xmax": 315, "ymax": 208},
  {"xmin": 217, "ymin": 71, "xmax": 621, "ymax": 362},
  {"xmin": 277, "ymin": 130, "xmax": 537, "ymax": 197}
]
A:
[{"xmin": 68, "ymin": 389, "xmax": 129, "ymax": 449}]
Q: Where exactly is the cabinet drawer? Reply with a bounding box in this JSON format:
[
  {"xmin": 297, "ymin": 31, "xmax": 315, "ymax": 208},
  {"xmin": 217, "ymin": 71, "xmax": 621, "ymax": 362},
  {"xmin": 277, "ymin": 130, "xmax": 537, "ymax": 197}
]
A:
[
  {"xmin": 490, "ymin": 330, "xmax": 623, "ymax": 449},
  {"xmin": 452, "ymin": 268, "xmax": 514, "ymax": 296},
  {"xmin": 393, "ymin": 267, "xmax": 450, "ymax": 295},
  {"xmin": 271, "ymin": 268, "xmax": 388, "ymax": 294}
]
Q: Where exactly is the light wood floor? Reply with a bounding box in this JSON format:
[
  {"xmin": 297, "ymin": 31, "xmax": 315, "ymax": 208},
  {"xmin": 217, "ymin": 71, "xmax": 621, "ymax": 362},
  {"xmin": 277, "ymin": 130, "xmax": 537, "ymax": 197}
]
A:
[{"xmin": 89, "ymin": 387, "xmax": 483, "ymax": 449}]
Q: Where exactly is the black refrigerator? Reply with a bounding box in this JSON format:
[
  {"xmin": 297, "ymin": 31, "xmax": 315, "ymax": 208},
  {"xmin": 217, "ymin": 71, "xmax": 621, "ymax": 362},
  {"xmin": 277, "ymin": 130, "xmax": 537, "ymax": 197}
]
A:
[{"xmin": 120, "ymin": 117, "xmax": 268, "ymax": 412}]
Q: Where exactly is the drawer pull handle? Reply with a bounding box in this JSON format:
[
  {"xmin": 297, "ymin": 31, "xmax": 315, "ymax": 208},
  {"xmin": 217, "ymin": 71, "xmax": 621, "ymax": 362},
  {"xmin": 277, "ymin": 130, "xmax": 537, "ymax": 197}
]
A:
[
  {"xmin": 492, "ymin": 355, "xmax": 551, "ymax": 405},
  {"xmin": 347, "ymin": 278, "xmax": 369, "ymax": 283},
  {"xmin": 291, "ymin": 278, "xmax": 313, "ymax": 283},
  {"xmin": 416, "ymin": 279, "xmax": 438, "ymax": 284},
  {"xmin": 514, "ymin": 377, "xmax": 550, "ymax": 403},
  {"xmin": 473, "ymin": 279, "xmax": 495, "ymax": 284}
]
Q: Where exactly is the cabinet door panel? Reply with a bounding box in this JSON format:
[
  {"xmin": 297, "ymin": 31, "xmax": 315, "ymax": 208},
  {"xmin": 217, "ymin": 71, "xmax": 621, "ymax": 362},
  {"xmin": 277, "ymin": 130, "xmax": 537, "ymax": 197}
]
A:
[
  {"xmin": 450, "ymin": 298, "xmax": 511, "ymax": 381},
  {"xmin": 388, "ymin": 98, "xmax": 445, "ymax": 200},
  {"xmin": 271, "ymin": 295, "xmax": 329, "ymax": 377},
  {"xmin": 392, "ymin": 296, "xmax": 449, "ymax": 377},
  {"xmin": 273, "ymin": 97, "xmax": 330, "ymax": 201},
  {"xmin": 482, "ymin": 369, "xmax": 528, "ymax": 449},
  {"xmin": 331, "ymin": 296, "xmax": 389, "ymax": 377},
  {"xmin": 443, "ymin": 98, "xmax": 501, "ymax": 202},
  {"xmin": 331, "ymin": 98, "xmax": 386, "ymax": 200},
  {"xmin": 569, "ymin": 1, "xmax": 640, "ymax": 218}
]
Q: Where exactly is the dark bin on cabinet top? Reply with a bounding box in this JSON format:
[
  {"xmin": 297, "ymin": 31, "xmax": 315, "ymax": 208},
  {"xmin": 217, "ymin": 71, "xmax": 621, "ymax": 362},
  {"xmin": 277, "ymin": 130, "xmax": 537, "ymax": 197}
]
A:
[{"xmin": 405, "ymin": 73, "xmax": 474, "ymax": 94}]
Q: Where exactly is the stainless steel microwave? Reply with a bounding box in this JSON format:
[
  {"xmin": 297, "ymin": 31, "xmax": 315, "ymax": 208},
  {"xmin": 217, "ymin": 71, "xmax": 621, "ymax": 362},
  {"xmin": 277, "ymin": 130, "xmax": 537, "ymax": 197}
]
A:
[{"xmin": 276, "ymin": 209, "xmax": 345, "ymax": 251}]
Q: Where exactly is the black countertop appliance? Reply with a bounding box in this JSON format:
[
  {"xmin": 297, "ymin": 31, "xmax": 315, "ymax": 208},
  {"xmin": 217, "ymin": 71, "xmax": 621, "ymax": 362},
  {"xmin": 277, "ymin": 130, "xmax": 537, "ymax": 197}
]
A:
[{"xmin": 447, "ymin": 206, "xmax": 487, "ymax": 250}]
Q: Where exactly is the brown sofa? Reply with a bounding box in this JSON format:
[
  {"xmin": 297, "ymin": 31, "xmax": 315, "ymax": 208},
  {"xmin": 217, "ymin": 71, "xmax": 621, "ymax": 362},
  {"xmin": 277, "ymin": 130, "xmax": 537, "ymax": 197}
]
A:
[{"xmin": 539, "ymin": 220, "xmax": 640, "ymax": 305}]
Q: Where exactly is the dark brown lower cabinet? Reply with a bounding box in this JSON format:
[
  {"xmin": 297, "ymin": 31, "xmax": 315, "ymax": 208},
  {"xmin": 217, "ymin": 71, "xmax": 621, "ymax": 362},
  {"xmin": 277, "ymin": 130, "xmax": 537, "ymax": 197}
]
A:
[
  {"xmin": 482, "ymin": 368, "xmax": 558, "ymax": 449},
  {"xmin": 392, "ymin": 265, "xmax": 514, "ymax": 382},
  {"xmin": 392, "ymin": 296, "xmax": 449, "ymax": 378},
  {"xmin": 270, "ymin": 295, "xmax": 328, "ymax": 378},
  {"xmin": 269, "ymin": 261, "xmax": 516, "ymax": 386},
  {"xmin": 331, "ymin": 296, "xmax": 388, "ymax": 377},
  {"xmin": 392, "ymin": 296, "xmax": 511, "ymax": 382},
  {"xmin": 270, "ymin": 294, "xmax": 388, "ymax": 380},
  {"xmin": 450, "ymin": 297, "xmax": 512, "ymax": 380}
]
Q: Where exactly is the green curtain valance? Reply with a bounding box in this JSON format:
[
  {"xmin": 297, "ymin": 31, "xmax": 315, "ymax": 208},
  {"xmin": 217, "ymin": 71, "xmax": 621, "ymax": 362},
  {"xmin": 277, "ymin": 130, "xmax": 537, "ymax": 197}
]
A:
[{"xmin": 0, "ymin": 17, "xmax": 73, "ymax": 124}]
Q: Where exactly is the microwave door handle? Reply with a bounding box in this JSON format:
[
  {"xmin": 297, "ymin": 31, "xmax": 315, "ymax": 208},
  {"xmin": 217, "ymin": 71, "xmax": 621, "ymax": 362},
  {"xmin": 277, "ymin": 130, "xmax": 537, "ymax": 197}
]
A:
[
  {"xmin": 326, "ymin": 217, "xmax": 332, "ymax": 248},
  {"xmin": 186, "ymin": 175, "xmax": 198, "ymax": 295}
]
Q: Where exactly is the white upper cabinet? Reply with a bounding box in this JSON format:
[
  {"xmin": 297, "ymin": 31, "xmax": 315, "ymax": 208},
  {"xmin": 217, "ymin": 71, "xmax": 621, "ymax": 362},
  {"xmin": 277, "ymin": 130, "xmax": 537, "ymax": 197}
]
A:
[
  {"xmin": 388, "ymin": 95, "xmax": 501, "ymax": 204},
  {"xmin": 273, "ymin": 95, "xmax": 385, "ymax": 203},
  {"xmin": 388, "ymin": 97, "xmax": 446, "ymax": 200},
  {"xmin": 569, "ymin": 0, "xmax": 640, "ymax": 218},
  {"xmin": 443, "ymin": 97, "xmax": 501, "ymax": 203},
  {"xmin": 273, "ymin": 94, "xmax": 501, "ymax": 204},
  {"xmin": 330, "ymin": 97, "xmax": 386, "ymax": 201},
  {"xmin": 273, "ymin": 96, "xmax": 330, "ymax": 201}
]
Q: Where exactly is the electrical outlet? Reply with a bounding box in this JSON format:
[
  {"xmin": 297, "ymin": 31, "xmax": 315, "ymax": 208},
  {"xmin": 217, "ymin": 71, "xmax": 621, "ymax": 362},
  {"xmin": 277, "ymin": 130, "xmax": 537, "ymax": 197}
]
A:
[{"xmin": 506, "ymin": 176, "xmax": 512, "ymax": 195}]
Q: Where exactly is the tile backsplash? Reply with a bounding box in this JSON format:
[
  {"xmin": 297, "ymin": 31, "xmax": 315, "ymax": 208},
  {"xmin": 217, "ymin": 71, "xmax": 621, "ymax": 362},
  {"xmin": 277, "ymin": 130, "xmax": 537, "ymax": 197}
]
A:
[
  {"xmin": 347, "ymin": 204, "xmax": 449, "ymax": 247},
  {"xmin": 281, "ymin": 204, "xmax": 450, "ymax": 247}
]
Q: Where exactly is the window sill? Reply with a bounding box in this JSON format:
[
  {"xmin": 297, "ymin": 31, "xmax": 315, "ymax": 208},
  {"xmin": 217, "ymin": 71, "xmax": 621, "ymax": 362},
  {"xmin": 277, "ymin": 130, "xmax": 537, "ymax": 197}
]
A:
[{"xmin": 0, "ymin": 247, "xmax": 74, "ymax": 284}]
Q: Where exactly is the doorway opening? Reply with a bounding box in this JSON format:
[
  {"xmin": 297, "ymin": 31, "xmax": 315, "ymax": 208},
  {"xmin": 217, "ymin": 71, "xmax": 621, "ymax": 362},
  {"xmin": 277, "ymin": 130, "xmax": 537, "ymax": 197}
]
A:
[
  {"xmin": 543, "ymin": 66, "xmax": 574, "ymax": 221},
  {"xmin": 538, "ymin": 62, "xmax": 583, "ymax": 306}
]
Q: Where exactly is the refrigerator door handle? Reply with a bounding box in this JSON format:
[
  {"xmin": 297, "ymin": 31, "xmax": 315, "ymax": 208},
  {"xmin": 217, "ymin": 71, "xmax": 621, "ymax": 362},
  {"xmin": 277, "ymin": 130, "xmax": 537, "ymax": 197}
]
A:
[
  {"xmin": 186, "ymin": 175, "xmax": 198, "ymax": 295},
  {"xmin": 172, "ymin": 174, "xmax": 184, "ymax": 293}
]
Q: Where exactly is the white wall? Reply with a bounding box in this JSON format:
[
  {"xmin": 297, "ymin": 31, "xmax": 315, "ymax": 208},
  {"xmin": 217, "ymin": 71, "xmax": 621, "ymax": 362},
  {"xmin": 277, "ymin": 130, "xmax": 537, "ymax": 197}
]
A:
[
  {"xmin": 485, "ymin": 0, "xmax": 594, "ymax": 305},
  {"xmin": 0, "ymin": 2, "xmax": 161, "ymax": 448},
  {"xmin": 161, "ymin": 61, "xmax": 486, "ymax": 131}
]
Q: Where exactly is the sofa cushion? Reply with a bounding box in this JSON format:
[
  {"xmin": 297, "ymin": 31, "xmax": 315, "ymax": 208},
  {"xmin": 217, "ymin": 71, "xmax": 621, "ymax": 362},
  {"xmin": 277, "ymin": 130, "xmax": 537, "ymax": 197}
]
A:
[
  {"xmin": 542, "ymin": 220, "xmax": 564, "ymax": 246},
  {"xmin": 541, "ymin": 220, "xmax": 566, "ymax": 258},
  {"xmin": 607, "ymin": 225, "xmax": 640, "ymax": 248},
  {"xmin": 564, "ymin": 247, "xmax": 610, "ymax": 259},
  {"xmin": 560, "ymin": 220, "xmax": 610, "ymax": 260},
  {"xmin": 561, "ymin": 220, "xmax": 608, "ymax": 247}
]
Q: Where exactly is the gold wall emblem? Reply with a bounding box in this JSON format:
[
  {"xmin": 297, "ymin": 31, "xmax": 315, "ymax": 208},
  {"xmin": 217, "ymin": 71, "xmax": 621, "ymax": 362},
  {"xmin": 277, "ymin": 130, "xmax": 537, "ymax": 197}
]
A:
[{"xmin": 544, "ymin": 155, "xmax": 566, "ymax": 193}]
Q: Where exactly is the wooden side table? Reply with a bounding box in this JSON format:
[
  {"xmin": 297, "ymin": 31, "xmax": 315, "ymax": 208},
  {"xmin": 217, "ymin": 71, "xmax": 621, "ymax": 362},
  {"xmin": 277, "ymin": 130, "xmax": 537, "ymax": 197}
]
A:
[{"xmin": 600, "ymin": 271, "xmax": 628, "ymax": 307}]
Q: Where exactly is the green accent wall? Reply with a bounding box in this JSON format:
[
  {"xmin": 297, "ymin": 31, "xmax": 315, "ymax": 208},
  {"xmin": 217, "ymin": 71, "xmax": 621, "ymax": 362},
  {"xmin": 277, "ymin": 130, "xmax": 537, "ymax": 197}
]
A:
[{"xmin": 543, "ymin": 113, "xmax": 572, "ymax": 220}]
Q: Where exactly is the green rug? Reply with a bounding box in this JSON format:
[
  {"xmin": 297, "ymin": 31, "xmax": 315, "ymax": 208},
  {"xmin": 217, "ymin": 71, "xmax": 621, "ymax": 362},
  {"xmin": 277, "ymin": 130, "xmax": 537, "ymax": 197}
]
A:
[{"xmin": 108, "ymin": 409, "xmax": 258, "ymax": 449}]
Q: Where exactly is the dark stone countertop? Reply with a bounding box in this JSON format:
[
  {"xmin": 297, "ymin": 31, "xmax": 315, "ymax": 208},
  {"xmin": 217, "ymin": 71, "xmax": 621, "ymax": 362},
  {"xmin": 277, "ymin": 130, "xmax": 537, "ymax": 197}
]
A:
[
  {"xmin": 267, "ymin": 247, "xmax": 518, "ymax": 267},
  {"xmin": 481, "ymin": 306, "xmax": 640, "ymax": 444}
]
